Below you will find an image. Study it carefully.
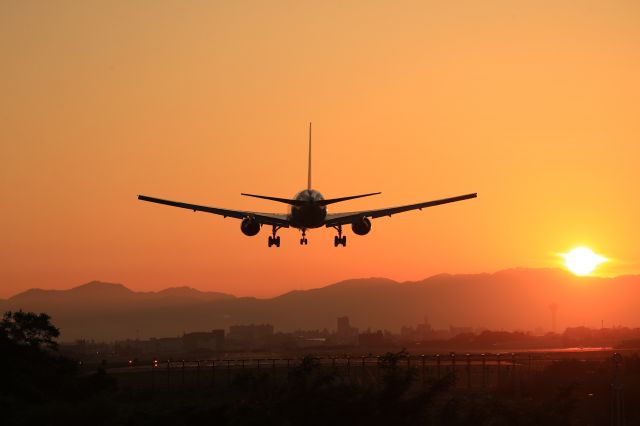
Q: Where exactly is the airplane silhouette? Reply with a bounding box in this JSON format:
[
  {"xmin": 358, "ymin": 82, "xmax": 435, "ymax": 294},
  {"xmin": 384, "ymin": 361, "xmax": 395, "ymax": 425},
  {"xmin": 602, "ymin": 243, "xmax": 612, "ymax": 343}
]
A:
[{"xmin": 138, "ymin": 124, "xmax": 477, "ymax": 247}]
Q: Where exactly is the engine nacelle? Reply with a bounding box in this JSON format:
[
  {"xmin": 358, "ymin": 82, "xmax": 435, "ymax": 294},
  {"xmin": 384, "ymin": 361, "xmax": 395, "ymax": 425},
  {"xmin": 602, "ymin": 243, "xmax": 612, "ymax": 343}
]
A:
[
  {"xmin": 240, "ymin": 217, "xmax": 261, "ymax": 236},
  {"xmin": 351, "ymin": 217, "xmax": 372, "ymax": 235}
]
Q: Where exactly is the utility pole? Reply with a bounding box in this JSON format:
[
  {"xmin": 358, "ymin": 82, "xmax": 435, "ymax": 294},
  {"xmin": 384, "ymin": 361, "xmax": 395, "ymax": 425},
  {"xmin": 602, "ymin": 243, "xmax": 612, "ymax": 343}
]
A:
[{"xmin": 549, "ymin": 303, "xmax": 558, "ymax": 333}]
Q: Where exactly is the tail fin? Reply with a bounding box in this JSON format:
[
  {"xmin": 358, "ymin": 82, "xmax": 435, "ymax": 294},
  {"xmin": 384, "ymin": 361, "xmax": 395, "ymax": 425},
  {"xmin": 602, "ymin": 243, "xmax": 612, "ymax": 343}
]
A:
[{"xmin": 307, "ymin": 122, "xmax": 312, "ymax": 190}]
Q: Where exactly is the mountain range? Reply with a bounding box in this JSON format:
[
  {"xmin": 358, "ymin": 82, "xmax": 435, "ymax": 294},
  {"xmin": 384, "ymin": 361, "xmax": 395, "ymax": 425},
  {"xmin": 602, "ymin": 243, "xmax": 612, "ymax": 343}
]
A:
[{"xmin": 1, "ymin": 268, "xmax": 639, "ymax": 341}]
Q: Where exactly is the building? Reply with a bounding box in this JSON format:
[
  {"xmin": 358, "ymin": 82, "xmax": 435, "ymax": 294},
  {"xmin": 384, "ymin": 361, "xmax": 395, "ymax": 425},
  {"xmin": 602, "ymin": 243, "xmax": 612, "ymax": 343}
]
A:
[
  {"xmin": 228, "ymin": 324, "xmax": 274, "ymax": 349},
  {"xmin": 400, "ymin": 317, "xmax": 440, "ymax": 342},
  {"xmin": 336, "ymin": 316, "xmax": 359, "ymax": 346},
  {"xmin": 182, "ymin": 330, "xmax": 225, "ymax": 352},
  {"xmin": 449, "ymin": 325, "xmax": 473, "ymax": 337},
  {"xmin": 149, "ymin": 337, "xmax": 183, "ymax": 354},
  {"xmin": 359, "ymin": 330, "xmax": 385, "ymax": 347}
]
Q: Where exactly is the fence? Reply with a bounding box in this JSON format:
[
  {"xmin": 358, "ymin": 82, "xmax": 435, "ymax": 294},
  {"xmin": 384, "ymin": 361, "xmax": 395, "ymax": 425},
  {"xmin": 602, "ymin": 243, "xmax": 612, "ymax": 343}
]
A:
[{"xmin": 107, "ymin": 350, "xmax": 623, "ymax": 392}]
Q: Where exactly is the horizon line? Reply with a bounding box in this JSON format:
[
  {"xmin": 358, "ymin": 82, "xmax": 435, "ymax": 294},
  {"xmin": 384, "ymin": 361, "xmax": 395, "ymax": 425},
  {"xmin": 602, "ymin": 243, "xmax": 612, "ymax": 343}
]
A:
[{"xmin": 3, "ymin": 266, "xmax": 637, "ymax": 301}]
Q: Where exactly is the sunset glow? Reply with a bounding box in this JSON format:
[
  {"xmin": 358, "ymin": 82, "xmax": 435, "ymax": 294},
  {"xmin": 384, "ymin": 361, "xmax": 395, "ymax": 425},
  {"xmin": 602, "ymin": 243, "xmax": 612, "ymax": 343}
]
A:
[
  {"xmin": 562, "ymin": 247, "xmax": 607, "ymax": 276},
  {"xmin": 1, "ymin": 1, "xmax": 638, "ymax": 298}
]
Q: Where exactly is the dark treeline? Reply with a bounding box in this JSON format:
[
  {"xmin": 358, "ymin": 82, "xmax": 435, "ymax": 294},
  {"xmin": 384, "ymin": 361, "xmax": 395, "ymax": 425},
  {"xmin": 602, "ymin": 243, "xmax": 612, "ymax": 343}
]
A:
[{"xmin": 2, "ymin": 311, "xmax": 640, "ymax": 426}]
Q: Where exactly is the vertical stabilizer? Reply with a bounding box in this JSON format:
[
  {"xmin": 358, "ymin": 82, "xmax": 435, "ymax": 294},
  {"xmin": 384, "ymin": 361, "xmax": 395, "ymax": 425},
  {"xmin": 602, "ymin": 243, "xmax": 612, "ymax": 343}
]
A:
[{"xmin": 307, "ymin": 122, "xmax": 312, "ymax": 190}]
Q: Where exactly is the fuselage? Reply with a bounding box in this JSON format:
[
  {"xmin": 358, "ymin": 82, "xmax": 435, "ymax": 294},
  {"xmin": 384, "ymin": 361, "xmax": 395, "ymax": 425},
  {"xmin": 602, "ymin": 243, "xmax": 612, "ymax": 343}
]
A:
[{"xmin": 288, "ymin": 189, "xmax": 327, "ymax": 229}]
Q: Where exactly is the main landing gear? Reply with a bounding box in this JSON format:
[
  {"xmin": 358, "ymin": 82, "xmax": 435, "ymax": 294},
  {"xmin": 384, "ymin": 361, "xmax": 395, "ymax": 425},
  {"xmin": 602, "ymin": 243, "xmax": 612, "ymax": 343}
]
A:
[
  {"xmin": 332, "ymin": 225, "xmax": 347, "ymax": 247},
  {"xmin": 268, "ymin": 226, "xmax": 346, "ymax": 247},
  {"xmin": 268, "ymin": 226, "xmax": 281, "ymax": 248}
]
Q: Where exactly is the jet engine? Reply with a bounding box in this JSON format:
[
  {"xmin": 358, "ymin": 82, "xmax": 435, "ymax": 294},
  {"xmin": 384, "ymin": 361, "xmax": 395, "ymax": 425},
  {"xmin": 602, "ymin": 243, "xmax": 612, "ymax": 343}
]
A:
[
  {"xmin": 240, "ymin": 217, "xmax": 261, "ymax": 236},
  {"xmin": 351, "ymin": 217, "xmax": 372, "ymax": 235}
]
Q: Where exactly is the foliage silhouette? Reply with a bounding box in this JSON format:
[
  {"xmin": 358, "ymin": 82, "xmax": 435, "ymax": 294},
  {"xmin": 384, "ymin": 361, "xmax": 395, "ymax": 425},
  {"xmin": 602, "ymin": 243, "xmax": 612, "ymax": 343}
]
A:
[
  {"xmin": 1, "ymin": 310, "xmax": 60, "ymax": 350},
  {"xmin": 1, "ymin": 310, "xmax": 117, "ymax": 426}
]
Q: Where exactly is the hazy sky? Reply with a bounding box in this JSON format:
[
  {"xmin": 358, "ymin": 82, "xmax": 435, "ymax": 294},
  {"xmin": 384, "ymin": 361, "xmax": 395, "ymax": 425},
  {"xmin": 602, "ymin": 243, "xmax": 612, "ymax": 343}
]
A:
[{"xmin": 1, "ymin": 1, "xmax": 638, "ymax": 298}]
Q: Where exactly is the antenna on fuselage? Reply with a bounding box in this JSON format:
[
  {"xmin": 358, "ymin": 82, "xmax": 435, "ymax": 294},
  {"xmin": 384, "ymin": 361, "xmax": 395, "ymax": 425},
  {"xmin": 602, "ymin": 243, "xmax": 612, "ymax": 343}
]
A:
[{"xmin": 307, "ymin": 122, "xmax": 312, "ymax": 190}]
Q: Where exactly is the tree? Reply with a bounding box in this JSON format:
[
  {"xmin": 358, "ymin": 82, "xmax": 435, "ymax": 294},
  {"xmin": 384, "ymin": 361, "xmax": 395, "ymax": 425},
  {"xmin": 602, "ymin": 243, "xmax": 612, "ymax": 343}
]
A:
[{"xmin": 1, "ymin": 310, "xmax": 60, "ymax": 350}]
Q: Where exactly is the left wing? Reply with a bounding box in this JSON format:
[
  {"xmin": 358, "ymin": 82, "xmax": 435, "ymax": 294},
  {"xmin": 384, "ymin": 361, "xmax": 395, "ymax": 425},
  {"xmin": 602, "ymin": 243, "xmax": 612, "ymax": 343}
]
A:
[
  {"xmin": 138, "ymin": 195, "xmax": 290, "ymax": 227},
  {"xmin": 324, "ymin": 193, "xmax": 477, "ymax": 227}
]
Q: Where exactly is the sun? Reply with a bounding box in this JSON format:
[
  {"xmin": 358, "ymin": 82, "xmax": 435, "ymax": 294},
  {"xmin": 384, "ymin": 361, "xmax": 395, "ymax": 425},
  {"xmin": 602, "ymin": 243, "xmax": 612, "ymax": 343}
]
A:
[{"xmin": 561, "ymin": 247, "xmax": 606, "ymax": 276}]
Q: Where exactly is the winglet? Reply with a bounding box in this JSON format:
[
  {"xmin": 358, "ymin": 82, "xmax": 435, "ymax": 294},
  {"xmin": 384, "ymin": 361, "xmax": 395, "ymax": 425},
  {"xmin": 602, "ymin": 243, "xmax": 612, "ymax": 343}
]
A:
[{"xmin": 307, "ymin": 122, "xmax": 312, "ymax": 190}]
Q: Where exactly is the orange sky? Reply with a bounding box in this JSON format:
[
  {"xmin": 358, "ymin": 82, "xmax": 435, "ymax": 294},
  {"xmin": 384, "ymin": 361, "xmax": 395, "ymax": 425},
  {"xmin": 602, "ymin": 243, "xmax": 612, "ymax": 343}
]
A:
[{"xmin": 1, "ymin": 1, "xmax": 638, "ymax": 299}]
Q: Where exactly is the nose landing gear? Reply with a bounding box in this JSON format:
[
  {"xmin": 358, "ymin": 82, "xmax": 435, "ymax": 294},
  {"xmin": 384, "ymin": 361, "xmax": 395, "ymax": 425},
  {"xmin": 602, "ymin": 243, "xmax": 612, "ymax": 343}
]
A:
[
  {"xmin": 268, "ymin": 226, "xmax": 282, "ymax": 247},
  {"xmin": 332, "ymin": 225, "xmax": 347, "ymax": 247},
  {"xmin": 300, "ymin": 229, "xmax": 308, "ymax": 245}
]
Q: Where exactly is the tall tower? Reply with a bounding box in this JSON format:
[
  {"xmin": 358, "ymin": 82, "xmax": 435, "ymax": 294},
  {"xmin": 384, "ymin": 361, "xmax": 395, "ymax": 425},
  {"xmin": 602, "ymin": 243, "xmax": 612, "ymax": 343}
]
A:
[{"xmin": 337, "ymin": 316, "xmax": 351, "ymax": 335}]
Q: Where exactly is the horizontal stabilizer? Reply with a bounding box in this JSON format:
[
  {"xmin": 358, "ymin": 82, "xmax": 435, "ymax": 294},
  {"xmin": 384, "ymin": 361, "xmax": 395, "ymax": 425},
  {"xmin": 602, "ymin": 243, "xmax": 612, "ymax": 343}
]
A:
[
  {"xmin": 318, "ymin": 192, "xmax": 381, "ymax": 206},
  {"xmin": 241, "ymin": 193, "xmax": 304, "ymax": 206}
]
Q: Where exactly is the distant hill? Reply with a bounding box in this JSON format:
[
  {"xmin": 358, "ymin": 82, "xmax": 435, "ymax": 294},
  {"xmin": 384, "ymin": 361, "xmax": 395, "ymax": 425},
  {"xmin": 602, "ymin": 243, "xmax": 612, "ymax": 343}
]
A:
[
  {"xmin": 1, "ymin": 269, "xmax": 639, "ymax": 341},
  {"xmin": 0, "ymin": 282, "xmax": 234, "ymax": 340}
]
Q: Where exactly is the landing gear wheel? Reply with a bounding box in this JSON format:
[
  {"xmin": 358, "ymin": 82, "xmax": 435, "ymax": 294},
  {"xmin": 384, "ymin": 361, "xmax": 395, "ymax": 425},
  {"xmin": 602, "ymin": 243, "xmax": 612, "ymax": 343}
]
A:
[
  {"xmin": 268, "ymin": 226, "xmax": 282, "ymax": 248},
  {"xmin": 300, "ymin": 238, "xmax": 308, "ymax": 245},
  {"xmin": 334, "ymin": 236, "xmax": 340, "ymax": 247},
  {"xmin": 341, "ymin": 236, "xmax": 347, "ymax": 247}
]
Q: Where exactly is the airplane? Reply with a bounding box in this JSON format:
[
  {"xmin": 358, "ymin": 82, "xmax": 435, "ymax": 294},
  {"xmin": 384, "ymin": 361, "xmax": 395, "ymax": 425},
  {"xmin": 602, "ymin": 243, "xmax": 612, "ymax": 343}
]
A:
[{"xmin": 138, "ymin": 124, "xmax": 477, "ymax": 247}]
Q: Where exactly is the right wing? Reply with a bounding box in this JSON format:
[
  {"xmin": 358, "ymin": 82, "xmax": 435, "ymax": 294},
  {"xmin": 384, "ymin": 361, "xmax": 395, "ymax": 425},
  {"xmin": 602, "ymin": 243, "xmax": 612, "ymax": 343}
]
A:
[
  {"xmin": 138, "ymin": 195, "xmax": 290, "ymax": 227},
  {"xmin": 324, "ymin": 193, "xmax": 477, "ymax": 227}
]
